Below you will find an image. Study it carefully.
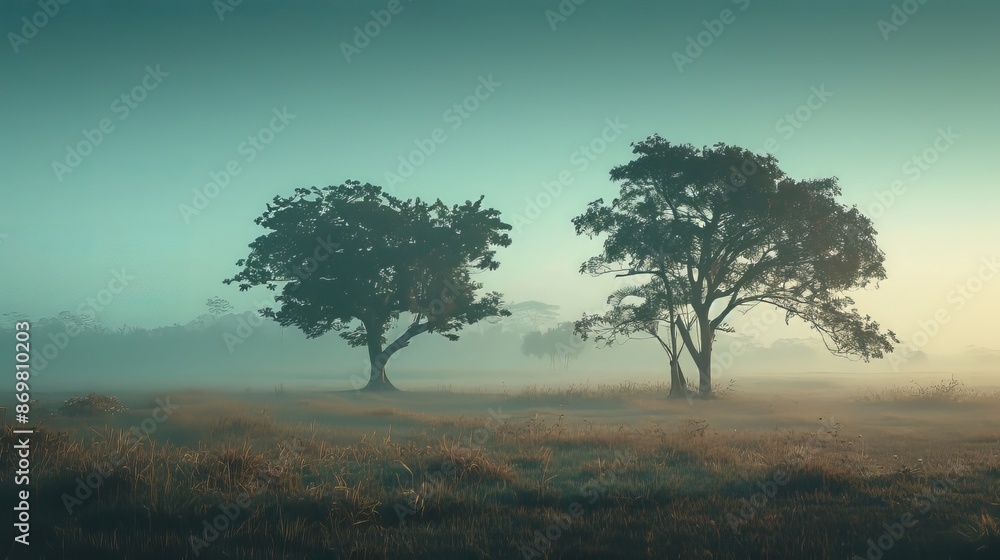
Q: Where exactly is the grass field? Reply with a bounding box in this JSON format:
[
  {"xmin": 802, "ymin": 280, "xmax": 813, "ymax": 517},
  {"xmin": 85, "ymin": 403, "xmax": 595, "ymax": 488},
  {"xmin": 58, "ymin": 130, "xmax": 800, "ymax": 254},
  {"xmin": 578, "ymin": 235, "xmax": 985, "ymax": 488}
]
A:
[{"xmin": 2, "ymin": 378, "xmax": 999, "ymax": 559}]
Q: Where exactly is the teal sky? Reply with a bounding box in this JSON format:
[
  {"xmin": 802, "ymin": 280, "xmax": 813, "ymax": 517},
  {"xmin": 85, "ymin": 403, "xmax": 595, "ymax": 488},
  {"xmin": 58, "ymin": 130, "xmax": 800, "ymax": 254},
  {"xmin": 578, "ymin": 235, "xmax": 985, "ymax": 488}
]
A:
[{"xmin": 2, "ymin": 0, "xmax": 998, "ymax": 366}]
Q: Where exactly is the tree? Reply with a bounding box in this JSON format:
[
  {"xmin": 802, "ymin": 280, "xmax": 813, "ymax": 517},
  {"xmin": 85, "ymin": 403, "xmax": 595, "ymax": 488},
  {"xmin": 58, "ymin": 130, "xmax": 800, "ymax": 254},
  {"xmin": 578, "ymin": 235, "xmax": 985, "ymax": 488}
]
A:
[
  {"xmin": 575, "ymin": 274, "xmax": 695, "ymax": 398},
  {"xmin": 500, "ymin": 300, "xmax": 561, "ymax": 334},
  {"xmin": 206, "ymin": 296, "xmax": 233, "ymax": 316},
  {"xmin": 191, "ymin": 296, "xmax": 234, "ymax": 330},
  {"xmin": 224, "ymin": 181, "xmax": 512, "ymax": 391},
  {"xmin": 573, "ymin": 136, "xmax": 898, "ymax": 398},
  {"xmin": 520, "ymin": 322, "xmax": 584, "ymax": 369}
]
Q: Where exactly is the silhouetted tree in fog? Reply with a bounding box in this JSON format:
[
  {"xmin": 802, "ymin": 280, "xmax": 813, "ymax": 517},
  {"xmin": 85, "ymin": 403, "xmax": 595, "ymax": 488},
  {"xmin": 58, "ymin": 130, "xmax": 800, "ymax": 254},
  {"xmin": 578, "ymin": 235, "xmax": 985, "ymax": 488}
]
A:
[
  {"xmin": 224, "ymin": 181, "xmax": 512, "ymax": 391},
  {"xmin": 574, "ymin": 137, "xmax": 898, "ymax": 397},
  {"xmin": 520, "ymin": 322, "xmax": 584, "ymax": 369}
]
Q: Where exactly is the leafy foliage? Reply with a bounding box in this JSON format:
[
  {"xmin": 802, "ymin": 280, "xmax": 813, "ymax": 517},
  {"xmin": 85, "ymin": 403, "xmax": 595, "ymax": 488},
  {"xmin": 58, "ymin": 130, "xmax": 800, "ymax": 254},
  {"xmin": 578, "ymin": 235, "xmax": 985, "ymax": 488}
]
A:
[
  {"xmin": 574, "ymin": 136, "xmax": 898, "ymax": 394},
  {"xmin": 224, "ymin": 181, "xmax": 512, "ymax": 387},
  {"xmin": 520, "ymin": 322, "xmax": 584, "ymax": 368}
]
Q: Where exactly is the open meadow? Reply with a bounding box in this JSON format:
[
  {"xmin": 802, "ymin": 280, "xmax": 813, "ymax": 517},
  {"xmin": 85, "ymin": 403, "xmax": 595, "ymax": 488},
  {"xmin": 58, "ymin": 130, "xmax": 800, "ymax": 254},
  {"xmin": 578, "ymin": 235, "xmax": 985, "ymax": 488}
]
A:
[
  {"xmin": 3, "ymin": 377, "xmax": 999, "ymax": 560},
  {"xmin": 4, "ymin": 1, "xmax": 999, "ymax": 559}
]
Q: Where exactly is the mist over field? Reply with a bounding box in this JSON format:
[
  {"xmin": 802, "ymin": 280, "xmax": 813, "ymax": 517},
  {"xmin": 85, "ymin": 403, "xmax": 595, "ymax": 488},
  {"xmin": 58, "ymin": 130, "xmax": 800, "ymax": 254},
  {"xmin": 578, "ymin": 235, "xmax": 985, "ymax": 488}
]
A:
[
  {"xmin": 1, "ymin": 303, "xmax": 998, "ymax": 396},
  {"xmin": 1, "ymin": 1, "xmax": 998, "ymax": 559}
]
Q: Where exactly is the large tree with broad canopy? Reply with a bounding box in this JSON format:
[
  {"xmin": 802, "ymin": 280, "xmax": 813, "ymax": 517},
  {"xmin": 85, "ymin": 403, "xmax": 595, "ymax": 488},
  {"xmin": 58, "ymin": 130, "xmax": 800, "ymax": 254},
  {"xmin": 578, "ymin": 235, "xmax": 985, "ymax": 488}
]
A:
[
  {"xmin": 224, "ymin": 181, "xmax": 512, "ymax": 390},
  {"xmin": 573, "ymin": 136, "xmax": 898, "ymax": 398}
]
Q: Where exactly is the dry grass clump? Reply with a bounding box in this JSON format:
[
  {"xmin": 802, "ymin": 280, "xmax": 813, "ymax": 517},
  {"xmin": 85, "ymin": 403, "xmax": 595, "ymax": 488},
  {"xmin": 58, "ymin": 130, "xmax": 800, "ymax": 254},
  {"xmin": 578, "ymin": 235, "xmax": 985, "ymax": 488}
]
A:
[
  {"xmin": 853, "ymin": 376, "xmax": 1000, "ymax": 404},
  {"xmin": 209, "ymin": 410, "xmax": 277, "ymax": 440},
  {"xmin": 434, "ymin": 436, "xmax": 516, "ymax": 484},
  {"xmin": 852, "ymin": 376, "xmax": 993, "ymax": 404}
]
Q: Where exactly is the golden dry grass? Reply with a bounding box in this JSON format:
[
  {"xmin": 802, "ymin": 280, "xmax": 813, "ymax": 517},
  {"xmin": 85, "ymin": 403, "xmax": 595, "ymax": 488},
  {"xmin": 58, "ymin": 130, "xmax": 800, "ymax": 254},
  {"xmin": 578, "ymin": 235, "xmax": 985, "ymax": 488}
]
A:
[{"xmin": 2, "ymin": 378, "xmax": 998, "ymax": 559}]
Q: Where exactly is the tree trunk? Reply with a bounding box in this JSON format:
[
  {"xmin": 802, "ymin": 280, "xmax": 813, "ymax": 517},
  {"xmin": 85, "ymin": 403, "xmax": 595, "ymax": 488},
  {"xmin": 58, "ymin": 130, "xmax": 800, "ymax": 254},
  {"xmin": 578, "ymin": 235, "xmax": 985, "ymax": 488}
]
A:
[
  {"xmin": 666, "ymin": 303, "xmax": 687, "ymax": 399},
  {"xmin": 697, "ymin": 318, "xmax": 713, "ymax": 398},
  {"xmin": 366, "ymin": 359, "xmax": 397, "ymax": 391},
  {"xmin": 363, "ymin": 321, "xmax": 397, "ymax": 392},
  {"xmin": 361, "ymin": 320, "xmax": 430, "ymax": 392},
  {"xmin": 667, "ymin": 358, "xmax": 688, "ymax": 399}
]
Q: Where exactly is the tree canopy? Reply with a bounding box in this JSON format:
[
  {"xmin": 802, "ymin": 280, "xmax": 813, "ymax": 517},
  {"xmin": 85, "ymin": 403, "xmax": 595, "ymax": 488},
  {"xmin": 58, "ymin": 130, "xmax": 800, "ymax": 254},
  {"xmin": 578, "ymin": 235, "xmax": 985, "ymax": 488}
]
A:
[
  {"xmin": 224, "ymin": 181, "xmax": 512, "ymax": 390},
  {"xmin": 520, "ymin": 321, "xmax": 585, "ymax": 369},
  {"xmin": 573, "ymin": 136, "xmax": 898, "ymax": 397}
]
